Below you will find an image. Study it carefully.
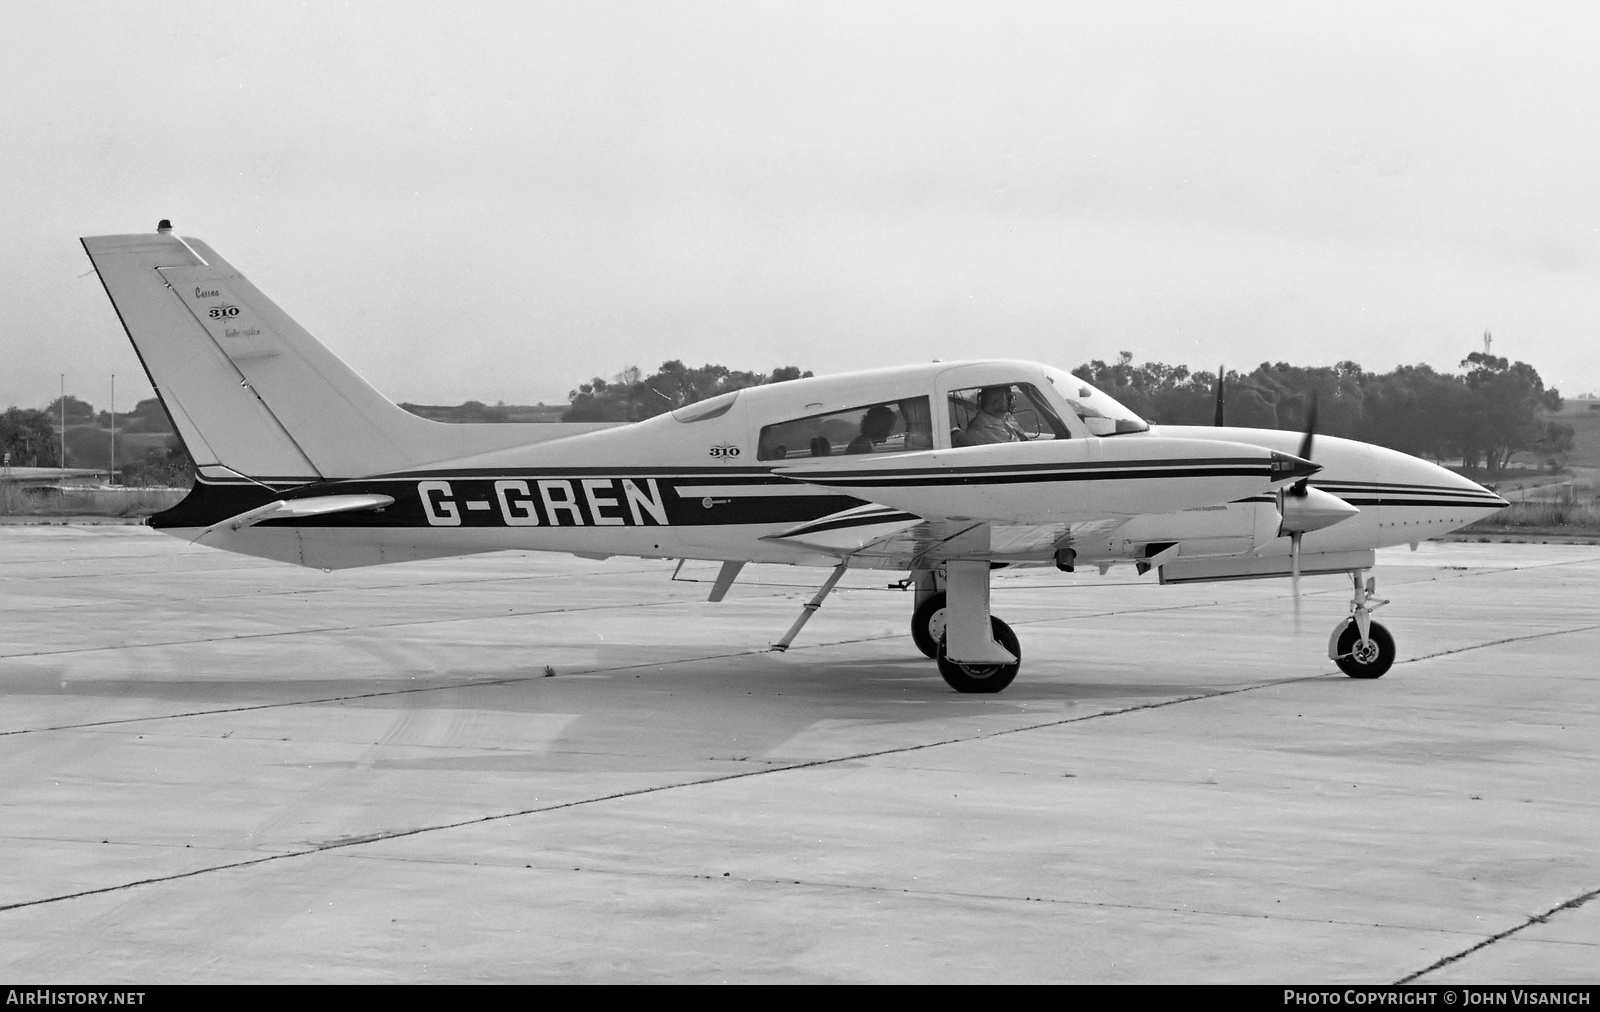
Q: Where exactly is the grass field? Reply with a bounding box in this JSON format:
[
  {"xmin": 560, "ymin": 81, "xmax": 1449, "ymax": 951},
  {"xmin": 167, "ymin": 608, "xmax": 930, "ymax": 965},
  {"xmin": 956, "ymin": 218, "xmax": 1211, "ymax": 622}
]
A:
[{"xmin": 0, "ymin": 485, "xmax": 186, "ymax": 518}]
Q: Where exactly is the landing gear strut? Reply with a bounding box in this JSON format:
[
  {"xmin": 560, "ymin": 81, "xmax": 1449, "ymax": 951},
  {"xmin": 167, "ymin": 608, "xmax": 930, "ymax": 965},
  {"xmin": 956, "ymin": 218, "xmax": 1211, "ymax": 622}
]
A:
[{"xmin": 1329, "ymin": 569, "xmax": 1394, "ymax": 678}]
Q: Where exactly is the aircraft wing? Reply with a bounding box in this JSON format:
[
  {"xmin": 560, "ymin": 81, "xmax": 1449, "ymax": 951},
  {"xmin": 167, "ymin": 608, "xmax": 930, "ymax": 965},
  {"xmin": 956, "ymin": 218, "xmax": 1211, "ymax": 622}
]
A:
[
  {"xmin": 772, "ymin": 437, "xmax": 1314, "ymax": 526},
  {"xmin": 763, "ymin": 505, "xmax": 1127, "ymax": 569},
  {"xmin": 765, "ymin": 436, "xmax": 1319, "ymax": 568}
]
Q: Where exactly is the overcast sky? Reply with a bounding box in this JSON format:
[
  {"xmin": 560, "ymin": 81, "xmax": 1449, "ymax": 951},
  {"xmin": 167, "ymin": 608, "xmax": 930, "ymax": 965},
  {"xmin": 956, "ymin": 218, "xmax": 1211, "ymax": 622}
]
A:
[{"xmin": 5, "ymin": 1, "xmax": 1598, "ymax": 414}]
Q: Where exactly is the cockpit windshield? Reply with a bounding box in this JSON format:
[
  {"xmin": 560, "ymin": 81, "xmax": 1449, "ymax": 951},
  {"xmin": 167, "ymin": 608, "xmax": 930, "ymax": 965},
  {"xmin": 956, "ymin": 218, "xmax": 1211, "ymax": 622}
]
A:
[{"xmin": 1042, "ymin": 367, "xmax": 1150, "ymax": 435}]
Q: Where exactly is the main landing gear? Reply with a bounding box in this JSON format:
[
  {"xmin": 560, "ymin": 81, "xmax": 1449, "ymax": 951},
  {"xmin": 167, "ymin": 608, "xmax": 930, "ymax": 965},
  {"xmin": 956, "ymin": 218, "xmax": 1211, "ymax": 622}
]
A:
[
  {"xmin": 905, "ymin": 564, "xmax": 1399, "ymax": 692},
  {"xmin": 909, "ymin": 563, "xmax": 1020, "ymax": 693},
  {"xmin": 1329, "ymin": 569, "xmax": 1394, "ymax": 678}
]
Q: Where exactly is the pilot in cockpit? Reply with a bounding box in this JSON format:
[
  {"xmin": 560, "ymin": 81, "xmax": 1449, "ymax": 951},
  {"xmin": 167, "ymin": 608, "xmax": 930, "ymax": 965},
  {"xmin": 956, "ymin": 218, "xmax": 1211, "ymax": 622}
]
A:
[{"xmin": 964, "ymin": 386, "xmax": 1027, "ymax": 444}]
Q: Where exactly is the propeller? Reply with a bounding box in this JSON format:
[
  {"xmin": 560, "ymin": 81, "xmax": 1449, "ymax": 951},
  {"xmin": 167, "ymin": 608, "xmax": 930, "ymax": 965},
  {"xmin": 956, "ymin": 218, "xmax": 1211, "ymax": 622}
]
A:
[
  {"xmin": 1296, "ymin": 388, "xmax": 1318, "ymax": 463},
  {"xmin": 1284, "ymin": 389, "xmax": 1319, "ymax": 629},
  {"xmin": 1213, "ymin": 365, "xmax": 1225, "ymax": 426}
]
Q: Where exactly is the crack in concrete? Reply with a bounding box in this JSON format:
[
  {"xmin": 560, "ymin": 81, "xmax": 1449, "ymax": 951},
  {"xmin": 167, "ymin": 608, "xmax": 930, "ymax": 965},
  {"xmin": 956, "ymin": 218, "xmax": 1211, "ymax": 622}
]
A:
[
  {"xmin": 1396, "ymin": 884, "xmax": 1600, "ymax": 983},
  {"xmin": 1397, "ymin": 624, "xmax": 1600, "ymax": 665},
  {"xmin": 2, "ymin": 614, "xmax": 1594, "ymax": 921},
  {"xmin": 0, "ymin": 597, "xmax": 1241, "ymax": 738},
  {"xmin": 3, "ymin": 552, "xmax": 1596, "ymax": 929},
  {"xmin": 4, "ymin": 599, "xmax": 1595, "ymax": 743},
  {"xmin": 0, "ymin": 672, "xmax": 1324, "ymax": 915}
]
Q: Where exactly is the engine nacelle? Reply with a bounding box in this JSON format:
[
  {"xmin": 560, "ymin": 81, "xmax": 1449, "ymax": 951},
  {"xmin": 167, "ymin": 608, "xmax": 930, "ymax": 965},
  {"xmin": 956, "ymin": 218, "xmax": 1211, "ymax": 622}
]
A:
[{"xmin": 1279, "ymin": 485, "xmax": 1360, "ymax": 536}]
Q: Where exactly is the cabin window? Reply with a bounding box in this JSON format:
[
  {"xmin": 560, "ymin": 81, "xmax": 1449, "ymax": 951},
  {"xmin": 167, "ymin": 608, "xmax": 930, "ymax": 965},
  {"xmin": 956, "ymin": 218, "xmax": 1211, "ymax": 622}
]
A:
[
  {"xmin": 948, "ymin": 383, "xmax": 1070, "ymax": 446},
  {"xmin": 758, "ymin": 397, "xmax": 933, "ymax": 461}
]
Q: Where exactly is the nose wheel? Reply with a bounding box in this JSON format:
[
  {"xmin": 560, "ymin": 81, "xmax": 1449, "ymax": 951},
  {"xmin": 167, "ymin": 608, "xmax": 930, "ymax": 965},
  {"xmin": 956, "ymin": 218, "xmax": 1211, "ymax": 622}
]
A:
[
  {"xmin": 1332, "ymin": 619, "xmax": 1394, "ymax": 678},
  {"xmin": 1329, "ymin": 570, "xmax": 1395, "ymax": 678}
]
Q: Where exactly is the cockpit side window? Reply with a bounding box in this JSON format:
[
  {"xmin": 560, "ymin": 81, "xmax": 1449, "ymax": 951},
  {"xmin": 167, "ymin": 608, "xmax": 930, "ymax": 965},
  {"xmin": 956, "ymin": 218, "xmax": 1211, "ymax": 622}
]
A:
[
  {"xmin": 758, "ymin": 397, "xmax": 933, "ymax": 461},
  {"xmin": 948, "ymin": 383, "xmax": 1070, "ymax": 446}
]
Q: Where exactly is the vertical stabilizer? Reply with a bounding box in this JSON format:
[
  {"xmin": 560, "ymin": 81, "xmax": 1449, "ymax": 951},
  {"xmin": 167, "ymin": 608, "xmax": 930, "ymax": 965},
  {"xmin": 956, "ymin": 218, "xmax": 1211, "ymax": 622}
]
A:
[
  {"xmin": 83, "ymin": 229, "xmax": 322, "ymax": 481},
  {"xmin": 82, "ymin": 225, "xmax": 617, "ymax": 482}
]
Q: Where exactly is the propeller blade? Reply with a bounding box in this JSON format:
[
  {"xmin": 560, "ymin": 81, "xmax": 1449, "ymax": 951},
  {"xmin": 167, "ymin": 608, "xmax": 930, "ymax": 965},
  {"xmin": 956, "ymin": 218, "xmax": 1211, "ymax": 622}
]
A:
[
  {"xmin": 1214, "ymin": 365, "xmax": 1225, "ymax": 426},
  {"xmin": 1297, "ymin": 389, "xmax": 1319, "ymax": 461},
  {"xmin": 1291, "ymin": 531, "xmax": 1302, "ymax": 632}
]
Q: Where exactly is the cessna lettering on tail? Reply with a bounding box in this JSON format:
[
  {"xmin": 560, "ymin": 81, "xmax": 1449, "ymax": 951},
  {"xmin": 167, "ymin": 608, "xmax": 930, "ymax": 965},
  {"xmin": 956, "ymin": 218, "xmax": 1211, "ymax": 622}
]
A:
[{"xmin": 419, "ymin": 478, "xmax": 669, "ymax": 527}]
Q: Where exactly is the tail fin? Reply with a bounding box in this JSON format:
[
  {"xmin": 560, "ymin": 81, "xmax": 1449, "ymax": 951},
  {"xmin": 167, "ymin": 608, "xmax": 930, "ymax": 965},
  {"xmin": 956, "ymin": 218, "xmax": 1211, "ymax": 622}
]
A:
[{"xmin": 82, "ymin": 224, "xmax": 609, "ymax": 482}]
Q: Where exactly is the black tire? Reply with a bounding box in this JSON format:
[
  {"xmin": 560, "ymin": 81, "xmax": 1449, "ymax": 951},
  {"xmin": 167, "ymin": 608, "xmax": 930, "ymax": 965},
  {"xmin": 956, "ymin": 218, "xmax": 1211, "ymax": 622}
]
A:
[
  {"xmin": 936, "ymin": 616, "xmax": 1021, "ymax": 694},
  {"xmin": 1334, "ymin": 619, "xmax": 1395, "ymax": 679},
  {"xmin": 911, "ymin": 592, "xmax": 946, "ymax": 659}
]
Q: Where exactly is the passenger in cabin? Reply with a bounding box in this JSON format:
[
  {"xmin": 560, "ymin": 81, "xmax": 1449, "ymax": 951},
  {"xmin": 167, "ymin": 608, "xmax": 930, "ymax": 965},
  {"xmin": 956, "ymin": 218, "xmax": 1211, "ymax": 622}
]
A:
[
  {"xmin": 846, "ymin": 405, "xmax": 897, "ymax": 454},
  {"xmin": 964, "ymin": 386, "xmax": 1026, "ymax": 444}
]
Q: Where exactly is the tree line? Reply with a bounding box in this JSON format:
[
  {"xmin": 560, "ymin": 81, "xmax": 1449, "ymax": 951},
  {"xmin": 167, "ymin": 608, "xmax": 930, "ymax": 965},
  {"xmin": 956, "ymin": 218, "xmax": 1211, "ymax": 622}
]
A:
[
  {"xmin": 563, "ymin": 361, "xmax": 814, "ymax": 422},
  {"xmin": 1073, "ymin": 351, "xmax": 1572, "ymax": 476},
  {"xmin": 2, "ymin": 350, "xmax": 1571, "ymax": 484}
]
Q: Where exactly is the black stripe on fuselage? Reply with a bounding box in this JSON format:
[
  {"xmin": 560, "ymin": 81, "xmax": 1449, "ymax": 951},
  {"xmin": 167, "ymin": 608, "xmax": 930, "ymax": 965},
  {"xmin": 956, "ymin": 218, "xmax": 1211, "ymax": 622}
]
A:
[
  {"xmin": 795, "ymin": 462, "xmax": 1276, "ymax": 489},
  {"xmin": 790, "ymin": 455, "xmax": 1266, "ymax": 480},
  {"xmin": 1308, "ymin": 482, "xmax": 1506, "ymax": 509}
]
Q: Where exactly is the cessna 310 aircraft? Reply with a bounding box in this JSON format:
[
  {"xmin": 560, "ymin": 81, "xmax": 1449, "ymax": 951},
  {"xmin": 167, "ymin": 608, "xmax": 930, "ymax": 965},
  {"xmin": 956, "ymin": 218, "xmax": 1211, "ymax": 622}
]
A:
[{"xmin": 82, "ymin": 223, "xmax": 1508, "ymax": 693}]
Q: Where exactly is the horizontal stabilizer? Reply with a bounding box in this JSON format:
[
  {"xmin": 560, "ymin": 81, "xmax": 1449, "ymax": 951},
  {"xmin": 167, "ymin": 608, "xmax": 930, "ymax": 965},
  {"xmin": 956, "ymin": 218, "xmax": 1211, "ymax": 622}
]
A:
[{"xmin": 195, "ymin": 493, "xmax": 394, "ymax": 544}]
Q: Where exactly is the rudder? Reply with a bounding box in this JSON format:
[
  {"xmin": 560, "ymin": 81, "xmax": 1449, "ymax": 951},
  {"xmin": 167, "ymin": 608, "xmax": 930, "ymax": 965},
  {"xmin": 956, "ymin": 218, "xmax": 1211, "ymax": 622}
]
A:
[{"xmin": 82, "ymin": 224, "xmax": 613, "ymax": 483}]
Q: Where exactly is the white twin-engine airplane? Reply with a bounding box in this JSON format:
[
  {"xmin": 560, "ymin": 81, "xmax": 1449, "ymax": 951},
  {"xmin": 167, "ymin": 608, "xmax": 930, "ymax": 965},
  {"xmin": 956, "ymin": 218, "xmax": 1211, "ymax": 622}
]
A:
[{"xmin": 83, "ymin": 223, "xmax": 1507, "ymax": 693}]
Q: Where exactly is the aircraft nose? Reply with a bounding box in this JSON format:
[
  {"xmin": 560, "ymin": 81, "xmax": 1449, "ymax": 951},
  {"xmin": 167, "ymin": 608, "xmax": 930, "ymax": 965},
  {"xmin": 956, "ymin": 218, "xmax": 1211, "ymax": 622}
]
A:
[
  {"xmin": 1404, "ymin": 452, "xmax": 1511, "ymax": 524},
  {"xmin": 1471, "ymin": 478, "xmax": 1512, "ymax": 510},
  {"xmin": 1436, "ymin": 464, "xmax": 1510, "ymax": 509},
  {"xmin": 1268, "ymin": 451, "xmax": 1320, "ymax": 484}
]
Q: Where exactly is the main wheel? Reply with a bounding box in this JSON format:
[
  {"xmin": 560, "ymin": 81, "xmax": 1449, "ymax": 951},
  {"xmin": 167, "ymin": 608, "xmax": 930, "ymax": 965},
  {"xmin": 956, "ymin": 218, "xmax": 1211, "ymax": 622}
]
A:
[
  {"xmin": 936, "ymin": 616, "xmax": 1021, "ymax": 693},
  {"xmin": 911, "ymin": 591, "xmax": 947, "ymax": 659},
  {"xmin": 1333, "ymin": 619, "xmax": 1395, "ymax": 679}
]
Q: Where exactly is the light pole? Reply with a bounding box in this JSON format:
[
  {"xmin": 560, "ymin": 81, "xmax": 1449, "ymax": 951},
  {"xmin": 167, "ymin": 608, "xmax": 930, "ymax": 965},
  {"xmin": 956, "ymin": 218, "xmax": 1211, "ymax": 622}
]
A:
[
  {"xmin": 109, "ymin": 373, "xmax": 116, "ymax": 484},
  {"xmin": 59, "ymin": 374, "xmax": 65, "ymax": 469}
]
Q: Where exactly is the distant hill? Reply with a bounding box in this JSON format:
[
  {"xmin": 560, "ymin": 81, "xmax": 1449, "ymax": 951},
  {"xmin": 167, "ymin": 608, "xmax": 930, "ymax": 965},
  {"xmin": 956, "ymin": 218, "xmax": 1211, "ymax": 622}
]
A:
[{"xmin": 398, "ymin": 402, "xmax": 568, "ymax": 424}]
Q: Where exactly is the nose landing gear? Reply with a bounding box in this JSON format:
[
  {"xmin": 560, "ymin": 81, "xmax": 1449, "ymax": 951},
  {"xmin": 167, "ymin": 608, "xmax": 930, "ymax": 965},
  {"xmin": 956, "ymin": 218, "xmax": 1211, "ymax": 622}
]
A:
[{"xmin": 1329, "ymin": 570, "xmax": 1394, "ymax": 678}]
